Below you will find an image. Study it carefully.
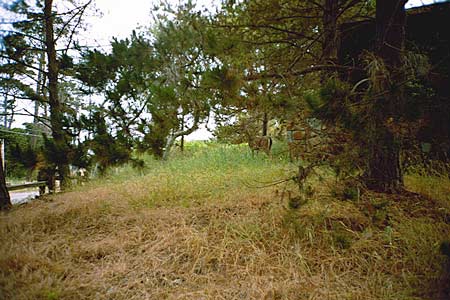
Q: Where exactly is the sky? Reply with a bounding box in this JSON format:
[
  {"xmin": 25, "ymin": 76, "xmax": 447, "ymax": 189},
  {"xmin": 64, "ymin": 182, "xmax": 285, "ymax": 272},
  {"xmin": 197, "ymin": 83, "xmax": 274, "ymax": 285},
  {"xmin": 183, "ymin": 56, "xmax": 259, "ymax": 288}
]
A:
[
  {"xmin": 406, "ymin": 0, "xmax": 448, "ymax": 7},
  {"xmin": 82, "ymin": 0, "xmax": 218, "ymax": 50},
  {"xmin": 79, "ymin": 0, "xmax": 155, "ymax": 48}
]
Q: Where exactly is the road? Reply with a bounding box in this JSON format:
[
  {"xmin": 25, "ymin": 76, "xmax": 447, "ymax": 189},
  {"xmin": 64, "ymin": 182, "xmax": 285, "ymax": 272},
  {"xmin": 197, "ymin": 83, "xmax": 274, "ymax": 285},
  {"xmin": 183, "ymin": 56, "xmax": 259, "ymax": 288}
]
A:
[{"xmin": 10, "ymin": 190, "xmax": 40, "ymax": 205}]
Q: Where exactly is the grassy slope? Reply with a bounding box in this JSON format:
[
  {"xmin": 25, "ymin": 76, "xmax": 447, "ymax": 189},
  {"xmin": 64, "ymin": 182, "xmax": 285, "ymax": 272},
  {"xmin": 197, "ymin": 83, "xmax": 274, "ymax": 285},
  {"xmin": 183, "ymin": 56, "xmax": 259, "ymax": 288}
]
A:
[{"xmin": 0, "ymin": 142, "xmax": 449, "ymax": 300}]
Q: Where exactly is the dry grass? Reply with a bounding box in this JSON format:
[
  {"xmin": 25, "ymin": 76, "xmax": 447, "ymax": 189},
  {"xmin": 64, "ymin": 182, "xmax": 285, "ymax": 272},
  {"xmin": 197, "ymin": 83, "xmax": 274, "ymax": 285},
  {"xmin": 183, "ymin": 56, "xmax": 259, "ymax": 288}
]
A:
[
  {"xmin": 405, "ymin": 173, "xmax": 450, "ymax": 210},
  {"xmin": 1, "ymin": 144, "xmax": 449, "ymax": 300}
]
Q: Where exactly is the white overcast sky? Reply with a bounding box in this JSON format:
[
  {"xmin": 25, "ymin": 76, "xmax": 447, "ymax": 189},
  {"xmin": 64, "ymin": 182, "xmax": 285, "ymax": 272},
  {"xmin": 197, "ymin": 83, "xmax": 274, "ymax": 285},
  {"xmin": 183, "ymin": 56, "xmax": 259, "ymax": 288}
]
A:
[
  {"xmin": 80, "ymin": 0, "xmax": 155, "ymax": 48},
  {"xmin": 81, "ymin": 0, "xmax": 218, "ymax": 50}
]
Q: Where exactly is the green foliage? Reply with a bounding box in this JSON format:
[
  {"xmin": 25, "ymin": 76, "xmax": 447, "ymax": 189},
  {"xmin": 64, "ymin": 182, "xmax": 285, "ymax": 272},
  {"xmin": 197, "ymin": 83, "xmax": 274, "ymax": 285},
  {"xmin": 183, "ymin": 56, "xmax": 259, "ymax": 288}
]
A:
[
  {"xmin": 332, "ymin": 230, "xmax": 352, "ymax": 249},
  {"xmin": 41, "ymin": 135, "xmax": 69, "ymax": 168},
  {"xmin": 213, "ymin": 123, "xmax": 243, "ymax": 144},
  {"xmin": 12, "ymin": 143, "xmax": 37, "ymax": 171},
  {"xmin": 202, "ymin": 66, "xmax": 242, "ymax": 106},
  {"xmin": 2, "ymin": 0, "xmax": 448, "ymax": 194},
  {"xmin": 0, "ymin": 0, "xmax": 55, "ymax": 105},
  {"xmin": 77, "ymin": 8, "xmax": 216, "ymax": 159},
  {"xmin": 1, "ymin": 0, "xmax": 99, "ymax": 187},
  {"xmin": 0, "ymin": 127, "xmax": 41, "ymax": 178},
  {"xmin": 309, "ymin": 78, "xmax": 354, "ymax": 128},
  {"xmin": 342, "ymin": 185, "xmax": 359, "ymax": 201},
  {"xmin": 76, "ymin": 49, "xmax": 114, "ymax": 92},
  {"xmin": 304, "ymin": 91, "xmax": 322, "ymax": 112},
  {"xmin": 87, "ymin": 112, "xmax": 132, "ymax": 175},
  {"xmin": 43, "ymin": 289, "xmax": 59, "ymax": 300}
]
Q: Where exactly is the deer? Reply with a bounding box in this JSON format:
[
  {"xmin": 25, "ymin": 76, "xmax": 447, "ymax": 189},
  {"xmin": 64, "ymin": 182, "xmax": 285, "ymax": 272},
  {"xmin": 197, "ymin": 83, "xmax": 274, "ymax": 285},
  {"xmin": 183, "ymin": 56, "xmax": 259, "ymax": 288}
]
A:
[
  {"xmin": 248, "ymin": 135, "xmax": 273, "ymax": 156},
  {"xmin": 240, "ymin": 114, "xmax": 272, "ymax": 156}
]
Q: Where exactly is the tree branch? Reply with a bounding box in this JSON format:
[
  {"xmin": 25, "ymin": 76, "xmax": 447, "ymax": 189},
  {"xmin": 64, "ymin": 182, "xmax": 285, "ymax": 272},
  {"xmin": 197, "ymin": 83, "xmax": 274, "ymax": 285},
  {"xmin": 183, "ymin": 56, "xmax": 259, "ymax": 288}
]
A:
[
  {"xmin": 244, "ymin": 64, "xmax": 363, "ymax": 81},
  {"xmin": 0, "ymin": 54, "xmax": 48, "ymax": 75},
  {"xmin": 162, "ymin": 109, "xmax": 201, "ymax": 160}
]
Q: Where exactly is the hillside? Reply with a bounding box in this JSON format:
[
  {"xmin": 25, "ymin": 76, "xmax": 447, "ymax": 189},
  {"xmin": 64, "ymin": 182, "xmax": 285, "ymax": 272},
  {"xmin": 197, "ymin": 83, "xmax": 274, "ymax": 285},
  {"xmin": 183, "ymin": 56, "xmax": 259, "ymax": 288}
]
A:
[{"xmin": 1, "ymin": 143, "xmax": 449, "ymax": 300}]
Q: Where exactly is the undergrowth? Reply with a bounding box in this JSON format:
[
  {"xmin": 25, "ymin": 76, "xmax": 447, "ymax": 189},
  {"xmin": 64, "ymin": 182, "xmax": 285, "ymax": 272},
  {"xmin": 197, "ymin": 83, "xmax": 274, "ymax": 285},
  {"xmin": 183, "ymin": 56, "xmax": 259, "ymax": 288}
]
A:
[{"xmin": 0, "ymin": 142, "xmax": 449, "ymax": 300}]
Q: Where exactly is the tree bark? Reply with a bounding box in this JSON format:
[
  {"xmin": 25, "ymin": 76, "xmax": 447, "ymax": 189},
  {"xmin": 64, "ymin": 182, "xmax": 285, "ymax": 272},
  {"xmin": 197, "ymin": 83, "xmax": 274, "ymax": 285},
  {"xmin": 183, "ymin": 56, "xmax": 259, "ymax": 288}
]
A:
[
  {"xmin": 162, "ymin": 112, "xmax": 200, "ymax": 161},
  {"xmin": 262, "ymin": 112, "xmax": 268, "ymax": 136},
  {"xmin": 365, "ymin": 0, "xmax": 407, "ymax": 192},
  {"xmin": 44, "ymin": 0, "xmax": 70, "ymax": 188},
  {"xmin": 322, "ymin": 0, "xmax": 339, "ymax": 66},
  {"xmin": 31, "ymin": 51, "xmax": 46, "ymax": 149},
  {"xmin": 0, "ymin": 143, "xmax": 11, "ymax": 211},
  {"xmin": 180, "ymin": 115, "xmax": 185, "ymax": 152}
]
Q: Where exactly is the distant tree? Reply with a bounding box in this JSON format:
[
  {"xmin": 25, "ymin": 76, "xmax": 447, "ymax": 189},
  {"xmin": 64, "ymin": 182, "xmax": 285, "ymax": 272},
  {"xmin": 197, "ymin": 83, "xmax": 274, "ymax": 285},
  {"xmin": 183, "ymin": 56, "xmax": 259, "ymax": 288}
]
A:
[
  {"xmin": 77, "ymin": 3, "xmax": 215, "ymax": 160},
  {"xmin": 85, "ymin": 111, "xmax": 132, "ymax": 175},
  {"xmin": 0, "ymin": 0, "xmax": 94, "ymax": 188},
  {"xmin": 0, "ymin": 1, "xmax": 45, "ymax": 127},
  {"xmin": 0, "ymin": 127, "xmax": 42, "ymax": 178},
  {"xmin": 76, "ymin": 34, "xmax": 159, "ymax": 159}
]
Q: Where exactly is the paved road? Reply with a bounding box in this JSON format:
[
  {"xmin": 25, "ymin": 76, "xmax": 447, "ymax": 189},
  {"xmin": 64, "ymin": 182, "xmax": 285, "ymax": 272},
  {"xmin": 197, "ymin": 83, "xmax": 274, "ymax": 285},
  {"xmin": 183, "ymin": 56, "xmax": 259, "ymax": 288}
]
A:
[{"xmin": 10, "ymin": 190, "xmax": 40, "ymax": 205}]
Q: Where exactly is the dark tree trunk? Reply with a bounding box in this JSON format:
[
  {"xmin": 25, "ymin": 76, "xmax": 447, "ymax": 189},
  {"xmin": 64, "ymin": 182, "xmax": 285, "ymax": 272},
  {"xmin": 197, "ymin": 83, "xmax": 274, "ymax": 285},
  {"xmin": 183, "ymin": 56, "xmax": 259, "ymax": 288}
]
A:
[
  {"xmin": 180, "ymin": 135, "xmax": 184, "ymax": 152},
  {"xmin": 365, "ymin": 0, "xmax": 407, "ymax": 192},
  {"xmin": 180, "ymin": 116, "xmax": 185, "ymax": 152},
  {"xmin": 0, "ymin": 148, "xmax": 11, "ymax": 211},
  {"xmin": 44, "ymin": 0, "xmax": 70, "ymax": 189},
  {"xmin": 366, "ymin": 130, "xmax": 403, "ymax": 192},
  {"xmin": 376, "ymin": 0, "xmax": 407, "ymax": 68},
  {"xmin": 262, "ymin": 112, "xmax": 268, "ymax": 136},
  {"xmin": 322, "ymin": 0, "xmax": 339, "ymax": 67}
]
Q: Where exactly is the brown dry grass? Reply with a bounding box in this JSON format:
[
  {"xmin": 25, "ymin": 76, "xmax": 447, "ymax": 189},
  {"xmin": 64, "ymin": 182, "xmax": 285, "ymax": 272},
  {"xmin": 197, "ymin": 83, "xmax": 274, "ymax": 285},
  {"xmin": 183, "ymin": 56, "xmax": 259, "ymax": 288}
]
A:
[{"xmin": 1, "ymin": 145, "xmax": 449, "ymax": 300}]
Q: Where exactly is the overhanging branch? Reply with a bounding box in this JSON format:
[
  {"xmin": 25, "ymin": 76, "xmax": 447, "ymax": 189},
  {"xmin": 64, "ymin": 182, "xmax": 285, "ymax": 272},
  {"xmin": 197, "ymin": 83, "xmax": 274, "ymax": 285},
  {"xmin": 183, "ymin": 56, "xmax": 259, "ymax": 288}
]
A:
[{"xmin": 244, "ymin": 64, "xmax": 363, "ymax": 81}]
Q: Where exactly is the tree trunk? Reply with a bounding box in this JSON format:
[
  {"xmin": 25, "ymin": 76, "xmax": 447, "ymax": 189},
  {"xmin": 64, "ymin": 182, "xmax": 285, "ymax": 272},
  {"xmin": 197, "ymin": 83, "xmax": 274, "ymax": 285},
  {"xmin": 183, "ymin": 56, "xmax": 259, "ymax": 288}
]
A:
[
  {"xmin": 31, "ymin": 51, "xmax": 46, "ymax": 149},
  {"xmin": 322, "ymin": 0, "xmax": 339, "ymax": 66},
  {"xmin": 44, "ymin": 0, "xmax": 70, "ymax": 189},
  {"xmin": 162, "ymin": 113, "xmax": 200, "ymax": 161},
  {"xmin": 376, "ymin": 0, "xmax": 407, "ymax": 68},
  {"xmin": 365, "ymin": 0, "xmax": 407, "ymax": 192},
  {"xmin": 0, "ymin": 143, "xmax": 11, "ymax": 211},
  {"xmin": 2, "ymin": 92, "xmax": 7, "ymax": 127},
  {"xmin": 180, "ymin": 115, "xmax": 185, "ymax": 152},
  {"xmin": 262, "ymin": 112, "xmax": 268, "ymax": 136}
]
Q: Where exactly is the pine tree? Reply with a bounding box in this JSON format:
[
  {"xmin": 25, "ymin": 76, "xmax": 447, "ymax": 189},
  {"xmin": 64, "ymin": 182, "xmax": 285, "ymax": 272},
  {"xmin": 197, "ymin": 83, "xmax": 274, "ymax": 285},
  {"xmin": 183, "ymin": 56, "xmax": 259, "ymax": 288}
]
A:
[{"xmin": 1, "ymin": 0, "xmax": 94, "ymax": 188}]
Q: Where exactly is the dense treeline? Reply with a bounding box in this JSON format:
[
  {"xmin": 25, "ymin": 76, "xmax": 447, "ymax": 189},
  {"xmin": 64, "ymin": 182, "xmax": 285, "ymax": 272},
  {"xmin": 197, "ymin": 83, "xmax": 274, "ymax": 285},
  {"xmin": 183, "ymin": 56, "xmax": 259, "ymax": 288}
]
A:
[{"xmin": 1, "ymin": 0, "xmax": 449, "ymax": 209}]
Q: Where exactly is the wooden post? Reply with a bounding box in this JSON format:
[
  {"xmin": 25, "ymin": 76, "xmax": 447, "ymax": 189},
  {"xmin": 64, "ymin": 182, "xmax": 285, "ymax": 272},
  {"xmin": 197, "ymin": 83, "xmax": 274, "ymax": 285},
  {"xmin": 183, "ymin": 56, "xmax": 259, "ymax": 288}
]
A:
[
  {"xmin": 0, "ymin": 140, "xmax": 11, "ymax": 210},
  {"xmin": 1, "ymin": 139, "xmax": 4, "ymax": 170}
]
